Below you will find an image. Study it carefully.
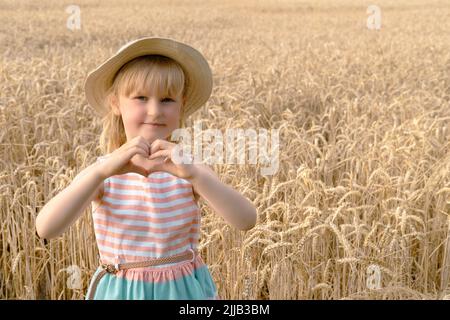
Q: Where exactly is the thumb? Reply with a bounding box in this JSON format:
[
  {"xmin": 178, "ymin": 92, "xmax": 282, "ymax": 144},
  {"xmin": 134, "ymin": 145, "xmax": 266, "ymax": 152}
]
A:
[
  {"xmin": 130, "ymin": 163, "xmax": 149, "ymax": 177},
  {"xmin": 129, "ymin": 155, "xmax": 150, "ymax": 177},
  {"xmin": 145, "ymin": 157, "xmax": 170, "ymax": 175}
]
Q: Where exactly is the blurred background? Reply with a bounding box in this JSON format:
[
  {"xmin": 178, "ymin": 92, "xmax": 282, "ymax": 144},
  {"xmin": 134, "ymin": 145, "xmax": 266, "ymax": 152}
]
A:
[{"xmin": 0, "ymin": 0, "xmax": 449, "ymax": 299}]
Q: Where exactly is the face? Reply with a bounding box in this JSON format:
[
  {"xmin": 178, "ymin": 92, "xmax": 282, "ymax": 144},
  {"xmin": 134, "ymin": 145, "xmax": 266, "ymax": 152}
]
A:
[{"xmin": 112, "ymin": 90, "xmax": 184, "ymax": 145}]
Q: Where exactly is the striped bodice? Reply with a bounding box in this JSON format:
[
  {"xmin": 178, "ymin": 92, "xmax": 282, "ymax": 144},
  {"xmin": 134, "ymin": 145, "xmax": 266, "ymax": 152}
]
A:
[{"xmin": 91, "ymin": 155, "xmax": 200, "ymax": 268}]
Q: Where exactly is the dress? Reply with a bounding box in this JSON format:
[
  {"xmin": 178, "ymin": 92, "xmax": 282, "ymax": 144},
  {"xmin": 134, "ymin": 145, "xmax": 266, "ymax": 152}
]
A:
[{"xmin": 85, "ymin": 155, "xmax": 219, "ymax": 300}]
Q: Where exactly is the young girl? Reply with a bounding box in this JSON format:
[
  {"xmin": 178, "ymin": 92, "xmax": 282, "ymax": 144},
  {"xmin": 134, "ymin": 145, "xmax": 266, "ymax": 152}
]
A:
[{"xmin": 35, "ymin": 37, "xmax": 257, "ymax": 300}]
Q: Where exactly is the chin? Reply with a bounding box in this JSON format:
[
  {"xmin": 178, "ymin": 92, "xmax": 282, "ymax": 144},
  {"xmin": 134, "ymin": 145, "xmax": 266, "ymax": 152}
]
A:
[{"xmin": 143, "ymin": 131, "xmax": 165, "ymax": 141}]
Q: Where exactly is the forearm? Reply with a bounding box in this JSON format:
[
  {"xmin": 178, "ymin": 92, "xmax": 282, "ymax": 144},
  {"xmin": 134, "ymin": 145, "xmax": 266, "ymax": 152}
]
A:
[
  {"xmin": 35, "ymin": 161, "xmax": 105, "ymax": 240},
  {"xmin": 188, "ymin": 165, "xmax": 257, "ymax": 231}
]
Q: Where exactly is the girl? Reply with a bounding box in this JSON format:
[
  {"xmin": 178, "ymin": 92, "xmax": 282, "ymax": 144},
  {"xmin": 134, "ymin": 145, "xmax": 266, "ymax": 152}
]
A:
[{"xmin": 35, "ymin": 37, "xmax": 257, "ymax": 300}]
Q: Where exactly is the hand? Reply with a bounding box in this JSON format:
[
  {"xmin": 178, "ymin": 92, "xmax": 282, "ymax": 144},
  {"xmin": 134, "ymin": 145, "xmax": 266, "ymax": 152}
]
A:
[
  {"xmin": 98, "ymin": 136, "xmax": 166, "ymax": 179},
  {"xmin": 147, "ymin": 139, "xmax": 198, "ymax": 181}
]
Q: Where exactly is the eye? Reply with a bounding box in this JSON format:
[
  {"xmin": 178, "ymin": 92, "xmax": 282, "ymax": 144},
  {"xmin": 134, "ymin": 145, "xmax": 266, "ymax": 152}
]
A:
[
  {"xmin": 134, "ymin": 96, "xmax": 174, "ymax": 103},
  {"xmin": 135, "ymin": 96, "xmax": 148, "ymax": 102}
]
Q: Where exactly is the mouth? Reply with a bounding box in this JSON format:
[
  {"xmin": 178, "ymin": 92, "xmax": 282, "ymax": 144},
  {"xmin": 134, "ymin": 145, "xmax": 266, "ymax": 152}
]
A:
[{"xmin": 143, "ymin": 123, "xmax": 166, "ymax": 127}]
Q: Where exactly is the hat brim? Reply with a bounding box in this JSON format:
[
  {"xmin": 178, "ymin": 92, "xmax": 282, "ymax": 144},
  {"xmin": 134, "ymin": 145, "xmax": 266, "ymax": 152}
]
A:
[{"xmin": 84, "ymin": 37, "xmax": 213, "ymax": 119}]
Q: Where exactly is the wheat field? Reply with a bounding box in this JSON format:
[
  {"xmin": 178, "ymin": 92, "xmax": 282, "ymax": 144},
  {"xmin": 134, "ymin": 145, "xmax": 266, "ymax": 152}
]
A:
[{"xmin": 0, "ymin": 0, "xmax": 449, "ymax": 300}]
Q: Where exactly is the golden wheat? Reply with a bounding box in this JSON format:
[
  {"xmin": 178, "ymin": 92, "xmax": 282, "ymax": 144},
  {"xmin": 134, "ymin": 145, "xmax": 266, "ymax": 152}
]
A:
[{"xmin": 1, "ymin": 0, "xmax": 449, "ymax": 299}]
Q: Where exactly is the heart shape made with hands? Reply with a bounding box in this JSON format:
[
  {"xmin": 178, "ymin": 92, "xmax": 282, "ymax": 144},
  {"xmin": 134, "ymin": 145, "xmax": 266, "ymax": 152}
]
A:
[
  {"xmin": 121, "ymin": 139, "xmax": 195, "ymax": 179},
  {"xmin": 128, "ymin": 152, "xmax": 168, "ymax": 177}
]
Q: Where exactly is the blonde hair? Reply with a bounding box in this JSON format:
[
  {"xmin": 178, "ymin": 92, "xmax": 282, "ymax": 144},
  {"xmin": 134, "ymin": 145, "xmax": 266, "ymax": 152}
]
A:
[{"xmin": 99, "ymin": 55, "xmax": 187, "ymax": 154}]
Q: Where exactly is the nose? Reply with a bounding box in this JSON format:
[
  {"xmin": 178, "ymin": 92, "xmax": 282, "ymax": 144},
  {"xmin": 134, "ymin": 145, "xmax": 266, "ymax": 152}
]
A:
[{"xmin": 146, "ymin": 97, "xmax": 163, "ymax": 116}]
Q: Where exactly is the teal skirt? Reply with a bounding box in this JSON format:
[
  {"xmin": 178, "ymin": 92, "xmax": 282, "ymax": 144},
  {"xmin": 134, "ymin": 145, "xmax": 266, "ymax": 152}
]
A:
[{"xmin": 85, "ymin": 255, "xmax": 220, "ymax": 300}]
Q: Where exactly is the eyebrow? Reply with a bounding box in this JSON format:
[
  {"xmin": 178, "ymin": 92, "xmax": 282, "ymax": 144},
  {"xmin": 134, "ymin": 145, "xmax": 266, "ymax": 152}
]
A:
[
  {"xmin": 132, "ymin": 94, "xmax": 177, "ymax": 101},
  {"xmin": 132, "ymin": 91, "xmax": 175, "ymax": 97}
]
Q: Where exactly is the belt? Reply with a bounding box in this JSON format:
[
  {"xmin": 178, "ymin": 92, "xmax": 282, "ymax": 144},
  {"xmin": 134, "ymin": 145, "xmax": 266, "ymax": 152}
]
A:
[{"xmin": 86, "ymin": 248, "xmax": 198, "ymax": 300}]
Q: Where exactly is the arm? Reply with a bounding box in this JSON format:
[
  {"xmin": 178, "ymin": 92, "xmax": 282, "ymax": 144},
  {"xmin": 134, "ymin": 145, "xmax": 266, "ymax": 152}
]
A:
[
  {"xmin": 35, "ymin": 161, "xmax": 105, "ymax": 240},
  {"xmin": 188, "ymin": 164, "xmax": 257, "ymax": 231}
]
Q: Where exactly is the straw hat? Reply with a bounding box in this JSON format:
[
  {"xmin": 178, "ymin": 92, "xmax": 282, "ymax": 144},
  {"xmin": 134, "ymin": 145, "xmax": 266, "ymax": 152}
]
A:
[{"xmin": 84, "ymin": 36, "xmax": 213, "ymax": 119}]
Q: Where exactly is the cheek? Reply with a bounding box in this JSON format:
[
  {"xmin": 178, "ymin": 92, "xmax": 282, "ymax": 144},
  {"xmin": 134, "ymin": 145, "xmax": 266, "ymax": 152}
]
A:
[
  {"xmin": 122, "ymin": 106, "xmax": 145, "ymax": 124},
  {"xmin": 165, "ymin": 106, "xmax": 181, "ymax": 125}
]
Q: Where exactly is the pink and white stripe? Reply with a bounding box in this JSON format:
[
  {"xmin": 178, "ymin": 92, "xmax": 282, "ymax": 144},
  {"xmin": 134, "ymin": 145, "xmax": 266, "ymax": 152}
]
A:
[{"xmin": 92, "ymin": 156, "xmax": 202, "ymax": 269}]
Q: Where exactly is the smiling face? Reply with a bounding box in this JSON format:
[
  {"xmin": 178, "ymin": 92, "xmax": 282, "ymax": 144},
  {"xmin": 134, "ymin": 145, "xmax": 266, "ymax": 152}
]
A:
[
  {"xmin": 111, "ymin": 88, "xmax": 185, "ymax": 144},
  {"xmin": 107, "ymin": 55, "xmax": 187, "ymax": 145}
]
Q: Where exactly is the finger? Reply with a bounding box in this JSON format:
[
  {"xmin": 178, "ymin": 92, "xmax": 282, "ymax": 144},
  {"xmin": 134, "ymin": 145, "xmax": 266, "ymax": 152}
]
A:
[
  {"xmin": 150, "ymin": 139, "xmax": 175, "ymax": 155},
  {"xmin": 149, "ymin": 149, "xmax": 171, "ymax": 160},
  {"xmin": 146, "ymin": 155, "xmax": 170, "ymax": 175},
  {"xmin": 129, "ymin": 151, "xmax": 150, "ymax": 176},
  {"xmin": 128, "ymin": 143, "xmax": 149, "ymax": 158},
  {"xmin": 138, "ymin": 141, "xmax": 150, "ymax": 155},
  {"xmin": 169, "ymin": 144, "xmax": 193, "ymax": 165},
  {"xmin": 137, "ymin": 137, "xmax": 151, "ymax": 154},
  {"xmin": 130, "ymin": 149, "xmax": 150, "ymax": 166}
]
